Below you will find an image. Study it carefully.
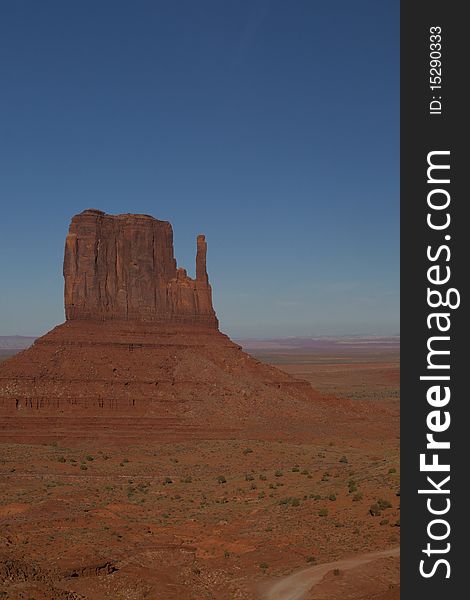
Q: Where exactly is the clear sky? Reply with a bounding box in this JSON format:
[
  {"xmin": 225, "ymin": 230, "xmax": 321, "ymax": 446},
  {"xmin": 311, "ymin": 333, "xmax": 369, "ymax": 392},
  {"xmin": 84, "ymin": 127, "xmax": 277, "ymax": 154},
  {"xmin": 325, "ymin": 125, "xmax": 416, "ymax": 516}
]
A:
[{"xmin": 0, "ymin": 0, "xmax": 399, "ymax": 338}]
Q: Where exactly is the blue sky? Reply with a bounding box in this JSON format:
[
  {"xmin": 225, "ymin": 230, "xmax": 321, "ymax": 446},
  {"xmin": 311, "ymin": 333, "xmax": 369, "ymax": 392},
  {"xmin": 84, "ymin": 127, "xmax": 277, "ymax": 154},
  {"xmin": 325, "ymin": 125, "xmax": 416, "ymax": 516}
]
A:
[{"xmin": 0, "ymin": 0, "xmax": 399, "ymax": 338}]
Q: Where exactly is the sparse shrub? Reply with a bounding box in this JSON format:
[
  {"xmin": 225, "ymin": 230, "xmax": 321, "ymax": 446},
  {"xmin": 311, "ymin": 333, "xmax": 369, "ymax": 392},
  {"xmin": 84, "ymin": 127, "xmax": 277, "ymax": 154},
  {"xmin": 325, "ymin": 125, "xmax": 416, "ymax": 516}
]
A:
[
  {"xmin": 328, "ymin": 493, "xmax": 337, "ymax": 501},
  {"xmin": 291, "ymin": 498, "xmax": 300, "ymax": 507},
  {"xmin": 333, "ymin": 568, "xmax": 340, "ymax": 576},
  {"xmin": 319, "ymin": 508, "xmax": 328, "ymax": 517},
  {"xmin": 292, "ymin": 466, "xmax": 300, "ymax": 472},
  {"xmin": 259, "ymin": 473, "xmax": 267, "ymax": 481},
  {"xmin": 275, "ymin": 470, "xmax": 283, "ymax": 477},
  {"xmin": 163, "ymin": 476, "xmax": 173, "ymax": 485},
  {"xmin": 85, "ymin": 455, "xmax": 94, "ymax": 461},
  {"xmin": 380, "ymin": 519, "xmax": 390, "ymax": 526},
  {"xmin": 301, "ymin": 469, "xmax": 309, "ymax": 475},
  {"xmin": 224, "ymin": 550, "xmax": 230, "ymax": 558},
  {"xmin": 182, "ymin": 476, "xmax": 192, "ymax": 483},
  {"xmin": 80, "ymin": 464, "xmax": 87, "ymax": 471},
  {"xmin": 259, "ymin": 563, "xmax": 269, "ymax": 570},
  {"xmin": 306, "ymin": 556, "xmax": 316, "ymax": 563},
  {"xmin": 245, "ymin": 473, "xmax": 254, "ymax": 481},
  {"xmin": 250, "ymin": 483, "xmax": 257, "ymax": 490},
  {"xmin": 388, "ymin": 467, "xmax": 397, "ymax": 474},
  {"xmin": 57, "ymin": 456, "xmax": 66, "ymax": 463},
  {"xmin": 349, "ymin": 483, "xmax": 358, "ymax": 493},
  {"xmin": 217, "ymin": 475, "xmax": 227, "ymax": 484},
  {"xmin": 377, "ymin": 498, "xmax": 392, "ymax": 510},
  {"xmin": 353, "ymin": 493, "xmax": 363, "ymax": 502},
  {"xmin": 339, "ymin": 455, "xmax": 348, "ymax": 463},
  {"xmin": 369, "ymin": 503, "xmax": 381, "ymax": 516},
  {"xmin": 122, "ymin": 458, "xmax": 129, "ymax": 464},
  {"xmin": 243, "ymin": 448, "xmax": 253, "ymax": 455}
]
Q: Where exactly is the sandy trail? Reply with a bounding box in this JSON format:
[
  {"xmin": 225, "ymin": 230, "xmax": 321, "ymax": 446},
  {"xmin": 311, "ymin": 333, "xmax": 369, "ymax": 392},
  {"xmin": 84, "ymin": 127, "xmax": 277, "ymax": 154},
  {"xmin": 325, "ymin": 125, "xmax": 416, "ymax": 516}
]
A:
[{"xmin": 263, "ymin": 546, "xmax": 400, "ymax": 600}]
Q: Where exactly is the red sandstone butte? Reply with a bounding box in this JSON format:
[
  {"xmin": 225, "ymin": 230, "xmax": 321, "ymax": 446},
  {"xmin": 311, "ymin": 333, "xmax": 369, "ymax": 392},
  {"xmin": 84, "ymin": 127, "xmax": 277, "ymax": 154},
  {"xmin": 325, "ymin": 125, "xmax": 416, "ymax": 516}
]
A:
[
  {"xmin": 0, "ymin": 210, "xmax": 329, "ymax": 443},
  {"xmin": 64, "ymin": 209, "xmax": 218, "ymax": 327}
]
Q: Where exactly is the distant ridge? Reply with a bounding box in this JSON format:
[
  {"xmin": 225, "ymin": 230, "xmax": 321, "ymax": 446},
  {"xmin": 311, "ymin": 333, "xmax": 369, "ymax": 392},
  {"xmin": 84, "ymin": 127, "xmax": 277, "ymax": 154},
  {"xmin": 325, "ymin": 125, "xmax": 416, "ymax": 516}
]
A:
[
  {"xmin": 237, "ymin": 336, "xmax": 400, "ymax": 353},
  {"xmin": 0, "ymin": 336, "xmax": 37, "ymax": 350}
]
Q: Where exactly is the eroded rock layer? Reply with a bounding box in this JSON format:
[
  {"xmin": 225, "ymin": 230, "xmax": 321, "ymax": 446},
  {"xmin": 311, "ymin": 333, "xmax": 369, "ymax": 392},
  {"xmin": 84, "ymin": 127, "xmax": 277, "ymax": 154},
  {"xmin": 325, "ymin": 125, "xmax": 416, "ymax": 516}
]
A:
[{"xmin": 64, "ymin": 209, "xmax": 217, "ymax": 327}]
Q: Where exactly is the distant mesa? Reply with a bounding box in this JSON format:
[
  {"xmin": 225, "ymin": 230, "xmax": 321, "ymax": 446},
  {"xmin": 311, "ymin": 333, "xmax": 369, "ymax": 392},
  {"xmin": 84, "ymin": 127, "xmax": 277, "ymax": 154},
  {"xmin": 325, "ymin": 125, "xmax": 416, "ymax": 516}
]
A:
[{"xmin": 0, "ymin": 209, "xmax": 325, "ymax": 443}]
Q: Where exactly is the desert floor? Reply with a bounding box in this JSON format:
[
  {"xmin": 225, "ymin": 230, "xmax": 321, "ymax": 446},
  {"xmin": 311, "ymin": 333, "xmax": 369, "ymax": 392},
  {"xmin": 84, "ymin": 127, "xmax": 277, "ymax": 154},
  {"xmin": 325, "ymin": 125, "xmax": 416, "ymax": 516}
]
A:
[{"xmin": 0, "ymin": 342, "xmax": 399, "ymax": 600}]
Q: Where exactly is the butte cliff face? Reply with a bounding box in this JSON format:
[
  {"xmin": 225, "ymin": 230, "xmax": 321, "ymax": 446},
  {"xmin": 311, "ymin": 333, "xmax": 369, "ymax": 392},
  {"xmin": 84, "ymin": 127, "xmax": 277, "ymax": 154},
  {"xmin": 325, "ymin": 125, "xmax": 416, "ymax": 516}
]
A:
[
  {"xmin": 64, "ymin": 209, "xmax": 217, "ymax": 327},
  {"xmin": 0, "ymin": 209, "xmax": 329, "ymax": 444}
]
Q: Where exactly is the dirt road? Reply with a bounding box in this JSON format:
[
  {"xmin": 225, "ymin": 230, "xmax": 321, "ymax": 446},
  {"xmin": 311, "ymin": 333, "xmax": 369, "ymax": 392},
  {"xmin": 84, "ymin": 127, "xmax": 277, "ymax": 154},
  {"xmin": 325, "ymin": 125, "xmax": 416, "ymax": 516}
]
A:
[{"xmin": 263, "ymin": 547, "xmax": 400, "ymax": 600}]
